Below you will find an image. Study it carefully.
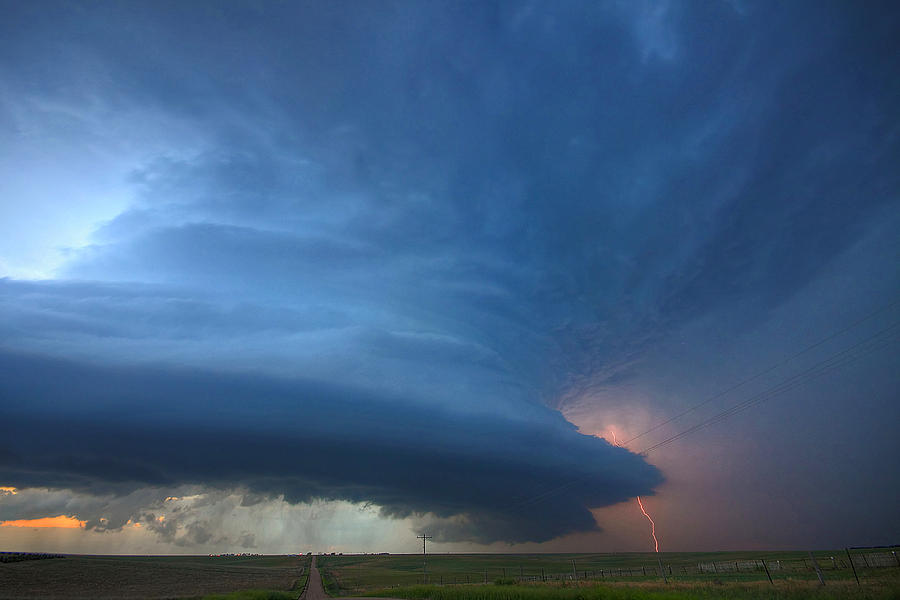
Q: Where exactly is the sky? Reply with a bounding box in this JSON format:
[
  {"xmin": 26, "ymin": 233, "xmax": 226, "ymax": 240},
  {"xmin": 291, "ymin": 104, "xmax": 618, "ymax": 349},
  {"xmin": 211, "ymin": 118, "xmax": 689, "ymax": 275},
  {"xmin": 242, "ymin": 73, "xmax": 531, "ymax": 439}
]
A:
[{"xmin": 1, "ymin": 0, "xmax": 898, "ymax": 555}]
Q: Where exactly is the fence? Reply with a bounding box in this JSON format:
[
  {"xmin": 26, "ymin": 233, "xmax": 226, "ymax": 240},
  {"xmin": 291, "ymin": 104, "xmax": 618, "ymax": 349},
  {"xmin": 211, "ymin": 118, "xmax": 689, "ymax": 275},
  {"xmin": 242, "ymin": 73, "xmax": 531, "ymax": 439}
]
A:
[
  {"xmin": 319, "ymin": 546, "xmax": 900, "ymax": 592},
  {"xmin": 417, "ymin": 549, "xmax": 900, "ymax": 584}
]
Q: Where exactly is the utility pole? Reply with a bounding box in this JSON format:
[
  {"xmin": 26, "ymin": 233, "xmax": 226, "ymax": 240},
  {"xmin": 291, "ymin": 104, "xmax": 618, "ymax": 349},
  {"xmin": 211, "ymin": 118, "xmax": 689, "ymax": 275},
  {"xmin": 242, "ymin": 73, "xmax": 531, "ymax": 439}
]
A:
[{"xmin": 417, "ymin": 534, "xmax": 432, "ymax": 584}]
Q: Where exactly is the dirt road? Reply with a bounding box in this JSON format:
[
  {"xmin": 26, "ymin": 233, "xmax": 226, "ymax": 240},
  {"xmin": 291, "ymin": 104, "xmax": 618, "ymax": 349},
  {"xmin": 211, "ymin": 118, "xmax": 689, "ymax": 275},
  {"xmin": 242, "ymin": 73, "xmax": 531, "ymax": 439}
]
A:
[
  {"xmin": 301, "ymin": 556, "xmax": 327, "ymax": 600},
  {"xmin": 301, "ymin": 556, "xmax": 399, "ymax": 600}
]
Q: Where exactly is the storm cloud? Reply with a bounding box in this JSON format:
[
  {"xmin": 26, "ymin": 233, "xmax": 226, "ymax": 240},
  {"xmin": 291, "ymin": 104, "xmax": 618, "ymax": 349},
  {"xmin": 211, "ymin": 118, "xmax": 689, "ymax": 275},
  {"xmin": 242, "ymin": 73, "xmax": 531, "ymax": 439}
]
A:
[
  {"xmin": 1, "ymin": 0, "xmax": 899, "ymax": 550},
  {"xmin": 0, "ymin": 350, "xmax": 660, "ymax": 543}
]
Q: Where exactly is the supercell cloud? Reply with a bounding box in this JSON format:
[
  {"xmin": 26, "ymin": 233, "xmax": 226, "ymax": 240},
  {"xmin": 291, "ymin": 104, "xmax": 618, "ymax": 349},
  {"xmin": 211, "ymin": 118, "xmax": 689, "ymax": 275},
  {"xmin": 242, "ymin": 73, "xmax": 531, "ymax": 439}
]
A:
[
  {"xmin": 1, "ymin": 0, "xmax": 899, "ymax": 550},
  {"xmin": 0, "ymin": 349, "xmax": 661, "ymax": 543}
]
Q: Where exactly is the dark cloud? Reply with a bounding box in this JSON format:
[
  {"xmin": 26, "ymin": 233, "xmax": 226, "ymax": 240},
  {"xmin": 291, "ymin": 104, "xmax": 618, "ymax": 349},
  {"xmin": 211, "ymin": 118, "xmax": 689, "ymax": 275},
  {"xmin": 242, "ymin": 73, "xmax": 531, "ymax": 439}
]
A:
[
  {"xmin": 38, "ymin": 0, "xmax": 894, "ymax": 399},
  {"xmin": 0, "ymin": 351, "xmax": 660, "ymax": 543},
  {"xmin": 1, "ymin": 0, "xmax": 898, "ymax": 550}
]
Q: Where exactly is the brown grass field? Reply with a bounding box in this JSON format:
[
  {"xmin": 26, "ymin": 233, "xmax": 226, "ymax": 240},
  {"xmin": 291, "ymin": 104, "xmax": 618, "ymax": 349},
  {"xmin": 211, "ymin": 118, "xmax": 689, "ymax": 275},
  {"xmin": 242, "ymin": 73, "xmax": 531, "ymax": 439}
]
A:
[{"xmin": 0, "ymin": 554, "xmax": 308, "ymax": 600}]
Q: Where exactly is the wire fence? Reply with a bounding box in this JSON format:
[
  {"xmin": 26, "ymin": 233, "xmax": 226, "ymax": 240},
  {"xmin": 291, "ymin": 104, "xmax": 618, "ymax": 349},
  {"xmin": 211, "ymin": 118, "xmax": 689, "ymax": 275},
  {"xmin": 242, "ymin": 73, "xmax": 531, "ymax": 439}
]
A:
[{"xmin": 320, "ymin": 546, "xmax": 900, "ymax": 592}]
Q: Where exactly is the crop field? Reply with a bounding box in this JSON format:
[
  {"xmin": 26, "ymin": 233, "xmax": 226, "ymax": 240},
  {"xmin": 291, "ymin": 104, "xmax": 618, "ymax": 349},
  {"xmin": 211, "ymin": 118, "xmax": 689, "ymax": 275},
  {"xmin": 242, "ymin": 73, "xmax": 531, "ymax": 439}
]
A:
[
  {"xmin": 0, "ymin": 554, "xmax": 309, "ymax": 600},
  {"xmin": 316, "ymin": 550, "xmax": 900, "ymax": 598}
]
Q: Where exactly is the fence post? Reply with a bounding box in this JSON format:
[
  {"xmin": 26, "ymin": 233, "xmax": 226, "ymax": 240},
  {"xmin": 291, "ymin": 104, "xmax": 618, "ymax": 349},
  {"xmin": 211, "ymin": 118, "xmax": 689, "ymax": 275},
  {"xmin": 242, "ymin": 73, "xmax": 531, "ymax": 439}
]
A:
[
  {"xmin": 657, "ymin": 556, "xmax": 668, "ymax": 584},
  {"xmin": 808, "ymin": 552, "xmax": 825, "ymax": 586},
  {"xmin": 541, "ymin": 568, "xmax": 545, "ymax": 582},
  {"xmin": 761, "ymin": 559, "xmax": 773, "ymax": 585},
  {"xmin": 484, "ymin": 569, "xmax": 487, "ymax": 584},
  {"xmin": 572, "ymin": 559, "xmax": 577, "ymax": 581},
  {"xmin": 846, "ymin": 548, "xmax": 860, "ymax": 586}
]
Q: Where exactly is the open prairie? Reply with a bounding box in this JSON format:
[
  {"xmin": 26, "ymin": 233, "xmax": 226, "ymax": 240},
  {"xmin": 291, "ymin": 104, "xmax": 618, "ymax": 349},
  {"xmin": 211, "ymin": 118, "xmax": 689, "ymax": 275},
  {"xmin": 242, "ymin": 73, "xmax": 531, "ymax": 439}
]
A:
[
  {"xmin": 2, "ymin": 551, "xmax": 899, "ymax": 600},
  {"xmin": 0, "ymin": 554, "xmax": 308, "ymax": 600},
  {"xmin": 316, "ymin": 551, "xmax": 900, "ymax": 598},
  {"xmin": 3, "ymin": 4, "xmax": 899, "ymax": 600}
]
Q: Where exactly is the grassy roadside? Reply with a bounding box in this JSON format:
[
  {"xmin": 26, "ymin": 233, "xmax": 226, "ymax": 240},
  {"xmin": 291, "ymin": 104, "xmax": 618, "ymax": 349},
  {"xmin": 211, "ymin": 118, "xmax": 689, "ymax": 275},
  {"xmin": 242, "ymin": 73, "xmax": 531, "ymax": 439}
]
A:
[
  {"xmin": 363, "ymin": 580, "xmax": 900, "ymax": 600},
  {"xmin": 321, "ymin": 567, "xmax": 342, "ymax": 596},
  {"xmin": 293, "ymin": 555, "xmax": 312, "ymax": 596}
]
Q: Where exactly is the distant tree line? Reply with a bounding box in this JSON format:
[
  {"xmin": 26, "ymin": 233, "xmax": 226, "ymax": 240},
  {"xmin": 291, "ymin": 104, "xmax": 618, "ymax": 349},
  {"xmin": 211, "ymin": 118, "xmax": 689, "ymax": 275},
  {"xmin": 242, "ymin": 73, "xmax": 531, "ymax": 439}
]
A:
[{"xmin": 0, "ymin": 551, "xmax": 65, "ymax": 563}]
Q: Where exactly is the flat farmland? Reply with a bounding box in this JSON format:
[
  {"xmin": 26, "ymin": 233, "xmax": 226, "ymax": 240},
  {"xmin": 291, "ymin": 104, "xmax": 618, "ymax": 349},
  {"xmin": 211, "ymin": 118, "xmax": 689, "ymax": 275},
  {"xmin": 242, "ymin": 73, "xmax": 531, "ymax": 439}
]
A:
[
  {"xmin": 0, "ymin": 554, "xmax": 309, "ymax": 600},
  {"xmin": 316, "ymin": 551, "xmax": 900, "ymax": 596}
]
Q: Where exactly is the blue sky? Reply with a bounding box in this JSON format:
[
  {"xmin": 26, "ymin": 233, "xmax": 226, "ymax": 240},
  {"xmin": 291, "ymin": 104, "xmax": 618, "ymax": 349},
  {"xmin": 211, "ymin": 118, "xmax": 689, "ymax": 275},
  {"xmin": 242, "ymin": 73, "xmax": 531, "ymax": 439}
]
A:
[{"xmin": 1, "ymin": 0, "xmax": 898, "ymax": 554}]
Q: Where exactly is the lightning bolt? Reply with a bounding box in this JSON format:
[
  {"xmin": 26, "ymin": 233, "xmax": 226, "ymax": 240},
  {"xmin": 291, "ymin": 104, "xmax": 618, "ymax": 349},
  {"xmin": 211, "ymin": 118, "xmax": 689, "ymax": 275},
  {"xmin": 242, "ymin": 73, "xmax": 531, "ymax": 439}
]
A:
[
  {"xmin": 636, "ymin": 496, "xmax": 659, "ymax": 553},
  {"xmin": 609, "ymin": 428, "xmax": 661, "ymax": 553}
]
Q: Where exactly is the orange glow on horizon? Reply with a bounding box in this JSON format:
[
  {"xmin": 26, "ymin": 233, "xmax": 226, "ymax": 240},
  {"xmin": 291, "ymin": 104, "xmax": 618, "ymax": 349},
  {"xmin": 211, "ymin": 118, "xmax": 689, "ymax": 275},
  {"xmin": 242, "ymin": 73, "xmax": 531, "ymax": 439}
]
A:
[
  {"xmin": 0, "ymin": 515, "xmax": 86, "ymax": 528},
  {"xmin": 0, "ymin": 486, "xmax": 17, "ymax": 495}
]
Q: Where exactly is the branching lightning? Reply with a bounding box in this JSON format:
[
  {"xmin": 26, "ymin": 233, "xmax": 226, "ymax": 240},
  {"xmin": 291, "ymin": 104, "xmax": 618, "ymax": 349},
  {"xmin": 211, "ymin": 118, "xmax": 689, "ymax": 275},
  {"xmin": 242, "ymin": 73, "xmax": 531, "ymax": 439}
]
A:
[{"xmin": 609, "ymin": 429, "xmax": 661, "ymax": 553}]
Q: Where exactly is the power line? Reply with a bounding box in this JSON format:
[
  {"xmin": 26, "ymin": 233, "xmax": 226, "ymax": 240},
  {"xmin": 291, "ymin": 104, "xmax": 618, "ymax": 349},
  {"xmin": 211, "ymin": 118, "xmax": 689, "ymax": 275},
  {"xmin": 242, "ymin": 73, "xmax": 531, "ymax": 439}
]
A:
[
  {"xmin": 640, "ymin": 322, "xmax": 898, "ymax": 454},
  {"xmin": 623, "ymin": 296, "xmax": 900, "ymax": 446},
  {"xmin": 501, "ymin": 317, "xmax": 900, "ymax": 515},
  {"xmin": 639, "ymin": 321, "xmax": 899, "ymax": 454}
]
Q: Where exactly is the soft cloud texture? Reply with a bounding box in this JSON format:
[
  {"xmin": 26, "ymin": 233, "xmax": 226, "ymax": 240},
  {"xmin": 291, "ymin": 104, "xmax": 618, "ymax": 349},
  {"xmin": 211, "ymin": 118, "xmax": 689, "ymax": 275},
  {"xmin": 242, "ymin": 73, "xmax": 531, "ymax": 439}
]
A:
[
  {"xmin": 1, "ymin": 0, "xmax": 898, "ymax": 551},
  {"xmin": 1, "ymin": 350, "xmax": 661, "ymax": 543}
]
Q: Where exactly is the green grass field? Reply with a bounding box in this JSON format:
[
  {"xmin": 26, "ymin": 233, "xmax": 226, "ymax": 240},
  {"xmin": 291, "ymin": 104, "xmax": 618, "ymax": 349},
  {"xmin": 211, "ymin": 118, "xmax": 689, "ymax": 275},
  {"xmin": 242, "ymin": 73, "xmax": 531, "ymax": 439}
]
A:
[
  {"xmin": 1, "ymin": 551, "xmax": 896, "ymax": 600},
  {"xmin": 316, "ymin": 551, "xmax": 900, "ymax": 599},
  {"xmin": 364, "ymin": 580, "xmax": 900, "ymax": 600}
]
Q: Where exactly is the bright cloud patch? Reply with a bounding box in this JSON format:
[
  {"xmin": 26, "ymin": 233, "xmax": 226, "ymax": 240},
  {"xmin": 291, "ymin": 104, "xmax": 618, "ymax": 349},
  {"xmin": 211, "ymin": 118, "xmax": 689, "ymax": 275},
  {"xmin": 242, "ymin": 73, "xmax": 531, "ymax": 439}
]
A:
[{"xmin": 1, "ymin": 515, "xmax": 85, "ymax": 529}]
